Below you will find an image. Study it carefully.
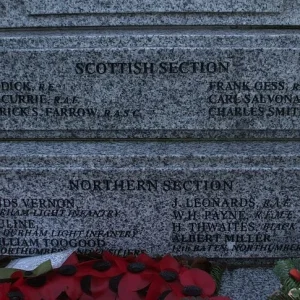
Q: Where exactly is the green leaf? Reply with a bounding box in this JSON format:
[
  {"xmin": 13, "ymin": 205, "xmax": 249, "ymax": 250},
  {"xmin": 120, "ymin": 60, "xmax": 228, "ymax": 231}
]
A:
[
  {"xmin": 0, "ymin": 259, "xmax": 52, "ymax": 279},
  {"xmin": 274, "ymin": 260, "xmax": 296, "ymax": 283},
  {"xmin": 290, "ymin": 288, "xmax": 300, "ymax": 299},
  {"xmin": 282, "ymin": 277, "xmax": 300, "ymax": 295},
  {"xmin": 32, "ymin": 260, "xmax": 52, "ymax": 277},
  {"xmin": 0, "ymin": 268, "xmax": 19, "ymax": 279},
  {"xmin": 210, "ymin": 264, "xmax": 224, "ymax": 294}
]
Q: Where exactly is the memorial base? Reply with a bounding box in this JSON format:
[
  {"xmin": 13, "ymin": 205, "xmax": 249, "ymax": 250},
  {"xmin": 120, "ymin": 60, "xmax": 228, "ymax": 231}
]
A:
[{"xmin": 0, "ymin": 141, "xmax": 298, "ymax": 259}]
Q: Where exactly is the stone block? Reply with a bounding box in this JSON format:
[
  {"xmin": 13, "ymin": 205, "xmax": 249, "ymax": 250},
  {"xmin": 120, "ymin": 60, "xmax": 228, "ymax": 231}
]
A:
[
  {"xmin": 26, "ymin": 0, "xmax": 283, "ymax": 14},
  {"xmin": 2, "ymin": 31, "xmax": 300, "ymax": 139},
  {"xmin": 0, "ymin": 141, "xmax": 299, "ymax": 258},
  {"xmin": 0, "ymin": 0, "xmax": 298, "ymax": 27},
  {"xmin": 219, "ymin": 268, "xmax": 280, "ymax": 300}
]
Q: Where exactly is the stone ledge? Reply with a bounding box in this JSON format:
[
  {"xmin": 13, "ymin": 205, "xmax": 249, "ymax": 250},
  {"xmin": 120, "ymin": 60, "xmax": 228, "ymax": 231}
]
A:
[
  {"xmin": 220, "ymin": 268, "xmax": 280, "ymax": 300},
  {"xmin": 1, "ymin": 31, "xmax": 300, "ymax": 139},
  {"xmin": 0, "ymin": 141, "xmax": 299, "ymax": 259},
  {"xmin": 0, "ymin": 0, "xmax": 299, "ymax": 27}
]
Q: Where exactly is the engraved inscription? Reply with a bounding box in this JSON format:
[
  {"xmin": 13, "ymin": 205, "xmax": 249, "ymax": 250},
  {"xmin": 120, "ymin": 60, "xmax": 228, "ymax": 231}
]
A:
[
  {"xmin": 26, "ymin": 0, "xmax": 283, "ymax": 15},
  {"xmin": 0, "ymin": 192, "xmax": 141, "ymax": 256},
  {"xmin": 1, "ymin": 47, "xmax": 300, "ymax": 138},
  {"xmin": 207, "ymin": 81, "xmax": 300, "ymax": 118},
  {"xmin": 171, "ymin": 196, "xmax": 298, "ymax": 254},
  {"xmin": 0, "ymin": 170, "xmax": 299, "ymax": 257}
]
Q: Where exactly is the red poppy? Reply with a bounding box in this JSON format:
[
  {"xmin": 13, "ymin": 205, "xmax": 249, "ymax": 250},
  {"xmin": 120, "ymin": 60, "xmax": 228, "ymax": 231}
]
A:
[
  {"xmin": 79, "ymin": 275, "xmax": 120, "ymax": 300},
  {"xmin": 76, "ymin": 251, "xmax": 126, "ymax": 278},
  {"xmin": 102, "ymin": 251, "xmax": 129, "ymax": 272},
  {"xmin": 0, "ymin": 283, "xmax": 11, "ymax": 300},
  {"xmin": 63, "ymin": 252, "xmax": 79, "ymax": 265},
  {"xmin": 11, "ymin": 270, "xmax": 76, "ymax": 300},
  {"xmin": 175, "ymin": 269, "xmax": 231, "ymax": 299},
  {"xmin": 158, "ymin": 255, "xmax": 186, "ymax": 273},
  {"xmin": 145, "ymin": 255, "xmax": 187, "ymax": 300},
  {"xmin": 75, "ymin": 252, "xmax": 129, "ymax": 299},
  {"xmin": 179, "ymin": 268, "xmax": 216, "ymax": 297},
  {"xmin": 290, "ymin": 268, "xmax": 300, "ymax": 282},
  {"xmin": 118, "ymin": 253, "xmax": 159, "ymax": 300},
  {"xmin": 0, "ymin": 252, "xmax": 232, "ymax": 300},
  {"xmin": 10, "ymin": 253, "xmax": 82, "ymax": 300}
]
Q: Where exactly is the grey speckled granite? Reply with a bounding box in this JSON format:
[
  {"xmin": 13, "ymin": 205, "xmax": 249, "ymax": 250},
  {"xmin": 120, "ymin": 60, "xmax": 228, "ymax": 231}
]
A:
[
  {"xmin": 2, "ymin": 30, "xmax": 300, "ymax": 139},
  {"xmin": 26, "ymin": 0, "xmax": 283, "ymax": 14},
  {"xmin": 0, "ymin": 0, "xmax": 299, "ymax": 27},
  {"xmin": 220, "ymin": 268, "xmax": 280, "ymax": 300},
  {"xmin": 0, "ymin": 141, "xmax": 300, "ymax": 258}
]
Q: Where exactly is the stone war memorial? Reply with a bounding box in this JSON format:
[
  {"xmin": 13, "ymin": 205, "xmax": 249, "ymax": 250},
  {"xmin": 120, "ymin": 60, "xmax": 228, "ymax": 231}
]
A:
[{"xmin": 1, "ymin": 0, "xmax": 300, "ymax": 297}]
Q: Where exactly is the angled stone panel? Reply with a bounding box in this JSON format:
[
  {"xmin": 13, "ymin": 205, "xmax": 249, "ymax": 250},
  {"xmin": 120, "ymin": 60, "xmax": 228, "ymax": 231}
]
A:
[
  {"xmin": 26, "ymin": 0, "xmax": 283, "ymax": 14},
  {"xmin": 0, "ymin": 142, "xmax": 299, "ymax": 258},
  {"xmin": 0, "ymin": 32, "xmax": 300, "ymax": 139}
]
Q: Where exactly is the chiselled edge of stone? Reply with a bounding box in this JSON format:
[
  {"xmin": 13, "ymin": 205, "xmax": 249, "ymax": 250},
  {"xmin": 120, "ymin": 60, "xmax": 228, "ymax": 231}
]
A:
[
  {"xmin": 211, "ymin": 258, "xmax": 277, "ymax": 268},
  {"xmin": 1, "ymin": 32, "xmax": 300, "ymax": 140},
  {"xmin": 25, "ymin": 0, "xmax": 283, "ymax": 15},
  {"xmin": 0, "ymin": 0, "xmax": 299, "ymax": 27},
  {"xmin": 1, "ymin": 29, "xmax": 300, "ymax": 50},
  {"xmin": 1, "ymin": 130, "xmax": 300, "ymax": 141},
  {"xmin": 1, "ymin": 141, "xmax": 300, "ymax": 169}
]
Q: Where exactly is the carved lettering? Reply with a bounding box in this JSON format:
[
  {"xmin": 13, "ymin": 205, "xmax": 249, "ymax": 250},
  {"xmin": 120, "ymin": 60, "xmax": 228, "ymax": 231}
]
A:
[{"xmin": 75, "ymin": 61, "xmax": 230, "ymax": 75}]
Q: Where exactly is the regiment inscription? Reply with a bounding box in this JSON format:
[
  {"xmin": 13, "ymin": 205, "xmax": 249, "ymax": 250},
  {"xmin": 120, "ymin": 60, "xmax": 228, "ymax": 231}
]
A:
[
  {"xmin": 2, "ymin": 39, "xmax": 300, "ymax": 139},
  {"xmin": 0, "ymin": 142, "xmax": 299, "ymax": 258}
]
